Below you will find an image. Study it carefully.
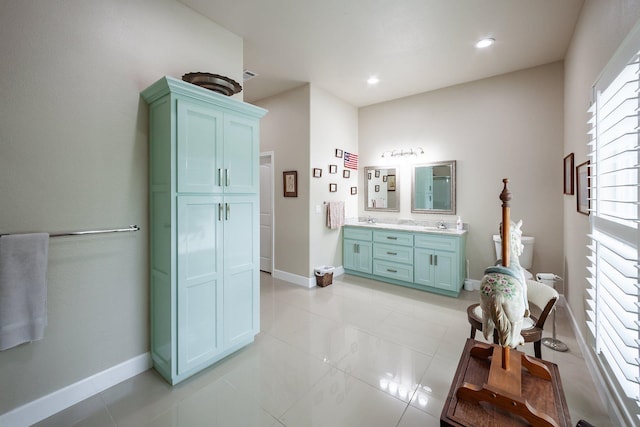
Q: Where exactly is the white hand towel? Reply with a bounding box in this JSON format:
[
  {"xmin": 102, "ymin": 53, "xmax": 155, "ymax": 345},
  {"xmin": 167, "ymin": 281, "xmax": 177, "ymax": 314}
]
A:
[
  {"xmin": 326, "ymin": 201, "xmax": 345, "ymax": 230},
  {"xmin": 0, "ymin": 233, "xmax": 49, "ymax": 351}
]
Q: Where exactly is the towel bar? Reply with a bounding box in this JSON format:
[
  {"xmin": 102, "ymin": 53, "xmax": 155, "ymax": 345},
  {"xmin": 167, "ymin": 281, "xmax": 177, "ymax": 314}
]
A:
[{"xmin": 1, "ymin": 225, "xmax": 140, "ymax": 238}]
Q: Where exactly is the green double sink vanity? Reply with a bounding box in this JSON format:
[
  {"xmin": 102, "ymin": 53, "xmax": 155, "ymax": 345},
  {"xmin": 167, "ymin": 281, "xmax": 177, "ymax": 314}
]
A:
[{"xmin": 343, "ymin": 222, "xmax": 467, "ymax": 297}]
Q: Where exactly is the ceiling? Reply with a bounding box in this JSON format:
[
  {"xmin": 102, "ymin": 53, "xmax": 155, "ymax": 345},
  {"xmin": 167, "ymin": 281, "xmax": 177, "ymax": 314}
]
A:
[{"xmin": 179, "ymin": 0, "xmax": 584, "ymax": 107}]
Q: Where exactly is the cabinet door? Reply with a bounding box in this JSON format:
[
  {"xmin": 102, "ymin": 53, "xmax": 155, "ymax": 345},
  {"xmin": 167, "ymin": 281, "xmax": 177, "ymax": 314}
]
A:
[
  {"xmin": 177, "ymin": 196, "xmax": 223, "ymax": 375},
  {"xmin": 223, "ymin": 114, "xmax": 259, "ymax": 194},
  {"xmin": 177, "ymin": 99, "xmax": 224, "ymax": 193},
  {"xmin": 223, "ymin": 195, "xmax": 259, "ymax": 348},
  {"xmin": 432, "ymin": 250, "xmax": 457, "ymax": 292},
  {"xmin": 344, "ymin": 239, "xmax": 372, "ymax": 274},
  {"xmin": 414, "ymin": 248, "xmax": 433, "ymax": 287}
]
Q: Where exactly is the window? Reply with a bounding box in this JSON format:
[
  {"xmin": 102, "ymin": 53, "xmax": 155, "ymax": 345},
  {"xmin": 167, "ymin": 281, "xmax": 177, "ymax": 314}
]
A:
[{"xmin": 586, "ymin": 23, "xmax": 640, "ymax": 424}]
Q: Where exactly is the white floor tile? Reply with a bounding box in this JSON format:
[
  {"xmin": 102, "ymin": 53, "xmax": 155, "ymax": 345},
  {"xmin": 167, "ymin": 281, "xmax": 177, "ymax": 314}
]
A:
[{"xmin": 33, "ymin": 272, "xmax": 614, "ymax": 427}]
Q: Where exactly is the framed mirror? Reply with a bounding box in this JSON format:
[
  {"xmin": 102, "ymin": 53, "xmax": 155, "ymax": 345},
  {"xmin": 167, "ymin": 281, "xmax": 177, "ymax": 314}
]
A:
[
  {"xmin": 364, "ymin": 166, "xmax": 399, "ymax": 212},
  {"xmin": 412, "ymin": 161, "xmax": 456, "ymax": 214}
]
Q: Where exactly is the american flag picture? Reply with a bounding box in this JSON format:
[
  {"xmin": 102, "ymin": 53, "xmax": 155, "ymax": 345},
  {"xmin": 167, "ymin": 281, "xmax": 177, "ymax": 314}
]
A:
[{"xmin": 344, "ymin": 152, "xmax": 359, "ymax": 170}]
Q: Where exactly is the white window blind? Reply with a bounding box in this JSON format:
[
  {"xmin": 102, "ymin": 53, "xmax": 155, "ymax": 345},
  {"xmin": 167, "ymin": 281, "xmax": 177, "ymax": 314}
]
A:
[{"xmin": 586, "ymin": 25, "xmax": 640, "ymax": 425}]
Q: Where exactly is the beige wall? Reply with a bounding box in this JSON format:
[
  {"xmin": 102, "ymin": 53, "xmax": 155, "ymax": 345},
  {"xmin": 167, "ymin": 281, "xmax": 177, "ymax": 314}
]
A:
[
  {"xmin": 563, "ymin": 1, "xmax": 640, "ymax": 348},
  {"xmin": 0, "ymin": 0, "xmax": 243, "ymax": 415},
  {"xmin": 359, "ymin": 62, "xmax": 565, "ymax": 280},
  {"xmin": 258, "ymin": 84, "xmax": 358, "ymax": 280},
  {"xmin": 309, "ymin": 85, "xmax": 359, "ymax": 275},
  {"xmin": 257, "ymin": 85, "xmax": 311, "ymax": 278}
]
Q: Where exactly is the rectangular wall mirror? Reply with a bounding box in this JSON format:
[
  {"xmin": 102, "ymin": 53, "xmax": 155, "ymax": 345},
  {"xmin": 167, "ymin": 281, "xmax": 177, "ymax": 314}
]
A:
[
  {"xmin": 364, "ymin": 166, "xmax": 399, "ymax": 212},
  {"xmin": 412, "ymin": 161, "xmax": 456, "ymax": 214}
]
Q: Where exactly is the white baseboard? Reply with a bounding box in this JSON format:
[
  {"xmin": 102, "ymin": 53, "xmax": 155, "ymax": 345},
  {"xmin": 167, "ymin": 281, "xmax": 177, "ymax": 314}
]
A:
[
  {"xmin": 273, "ymin": 266, "xmax": 344, "ymax": 288},
  {"xmin": 0, "ymin": 352, "xmax": 152, "ymax": 427}
]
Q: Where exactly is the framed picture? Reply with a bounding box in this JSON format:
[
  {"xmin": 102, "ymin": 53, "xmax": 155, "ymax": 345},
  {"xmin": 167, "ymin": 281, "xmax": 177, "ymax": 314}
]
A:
[
  {"xmin": 283, "ymin": 171, "xmax": 298, "ymax": 197},
  {"xmin": 335, "ymin": 149, "xmax": 343, "ymax": 158},
  {"xmin": 375, "ymin": 185, "xmax": 380, "ymax": 192},
  {"xmin": 564, "ymin": 153, "xmax": 574, "ymax": 195},
  {"xmin": 367, "ymin": 172, "xmax": 372, "ymax": 180},
  {"xmin": 350, "ymin": 186, "xmax": 357, "ymax": 195},
  {"xmin": 375, "ymin": 169, "xmax": 380, "ymax": 178},
  {"xmin": 387, "ymin": 175, "xmax": 396, "ymax": 191},
  {"xmin": 329, "ymin": 183, "xmax": 337, "ymax": 192},
  {"xmin": 313, "ymin": 168, "xmax": 322, "ymax": 178},
  {"xmin": 329, "ymin": 164, "xmax": 337, "ymax": 174},
  {"xmin": 343, "ymin": 170, "xmax": 350, "ymax": 178},
  {"xmin": 576, "ymin": 160, "xmax": 590, "ymax": 215}
]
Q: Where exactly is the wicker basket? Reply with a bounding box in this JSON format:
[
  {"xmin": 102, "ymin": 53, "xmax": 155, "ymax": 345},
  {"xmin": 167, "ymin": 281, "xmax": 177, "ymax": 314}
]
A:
[{"xmin": 315, "ymin": 272, "xmax": 333, "ymax": 287}]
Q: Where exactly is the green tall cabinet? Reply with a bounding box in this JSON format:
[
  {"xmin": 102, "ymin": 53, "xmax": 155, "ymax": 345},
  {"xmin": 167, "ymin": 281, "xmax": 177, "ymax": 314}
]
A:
[{"xmin": 142, "ymin": 76, "xmax": 267, "ymax": 384}]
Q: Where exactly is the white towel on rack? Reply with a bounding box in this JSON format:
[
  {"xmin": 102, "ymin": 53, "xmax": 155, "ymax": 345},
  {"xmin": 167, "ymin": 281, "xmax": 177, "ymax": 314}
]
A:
[
  {"xmin": 0, "ymin": 233, "xmax": 49, "ymax": 351},
  {"xmin": 326, "ymin": 201, "xmax": 345, "ymax": 230}
]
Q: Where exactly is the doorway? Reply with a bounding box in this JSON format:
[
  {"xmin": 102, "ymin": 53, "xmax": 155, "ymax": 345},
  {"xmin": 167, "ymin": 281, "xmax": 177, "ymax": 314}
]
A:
[{"xmin": 259, "ymin": 152, "xmax": 274, "ymax": 273}]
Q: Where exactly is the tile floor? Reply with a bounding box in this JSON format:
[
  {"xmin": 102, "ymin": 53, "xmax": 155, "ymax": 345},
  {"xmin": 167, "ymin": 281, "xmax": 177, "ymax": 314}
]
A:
[{"xmin": 36, "ymin": 272, "xmax": 612, "ymax": 426}]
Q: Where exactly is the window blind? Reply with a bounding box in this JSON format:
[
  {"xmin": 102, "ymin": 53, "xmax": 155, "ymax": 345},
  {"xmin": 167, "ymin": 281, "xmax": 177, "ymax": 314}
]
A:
[{"xmin": 586, "ymin": 26, "xmax": 640, "ymax": 424}]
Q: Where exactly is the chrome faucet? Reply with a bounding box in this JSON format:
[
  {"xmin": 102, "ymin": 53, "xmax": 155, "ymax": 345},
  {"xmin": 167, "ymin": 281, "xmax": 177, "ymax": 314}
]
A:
[
  {"xmin": 437, "ymin": 220, "xmax": 447, "ymax": 229},
  {"xmin": 367, "ymin": 216, "xmax": 376, "ymax": 224}
]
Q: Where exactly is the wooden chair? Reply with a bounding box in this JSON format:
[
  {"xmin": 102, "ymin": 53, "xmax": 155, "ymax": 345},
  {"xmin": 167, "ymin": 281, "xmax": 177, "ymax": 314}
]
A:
[{"xmin": 467, "ymin": 279, "xmax": 559, "ymax": 358}]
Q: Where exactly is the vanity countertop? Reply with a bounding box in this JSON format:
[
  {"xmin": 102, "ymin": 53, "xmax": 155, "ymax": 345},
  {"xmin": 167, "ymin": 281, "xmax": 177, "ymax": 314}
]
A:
[{"xmin": 344, "ymin": 221, "xmax": 467, "ymax": 236}]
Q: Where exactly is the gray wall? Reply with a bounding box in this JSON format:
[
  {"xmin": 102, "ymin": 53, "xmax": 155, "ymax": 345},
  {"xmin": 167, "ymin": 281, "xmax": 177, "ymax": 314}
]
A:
[
  {"xmin": 563, "ymin": 1, "xmax": 640, "ymax": 347},
  {"xmin": 359, "ymin": 62, "xmax": 565, "ymax": 280},
  {"xmin": 0, "ymin": 0, "xmax": 243, "ymax": 414},
  {"xmin": 257, "ymin": 86, "xmax": 312, "ymax": 278}
]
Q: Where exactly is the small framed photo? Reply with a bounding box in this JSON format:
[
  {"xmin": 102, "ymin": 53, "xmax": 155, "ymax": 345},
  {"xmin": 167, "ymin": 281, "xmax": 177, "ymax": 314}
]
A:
[
  {"xmin": 350, "ymin": 186, "xmax": 357, "ymax": 195},
  {"xmin": 387, "ymin": 175, "xmax": 396, "ymax": 191},
  {"xmin": 375, "ymin": 169, "xmax": 380, "ymax": 178},
  {"xmin": 283, "ymin": 171, "xmax": 298, "ymax": 197},
  {"xmin": 329, "ymin": 164, "xmax": 337, "ymax": 174},
  {"xmin": 375, "ymin": 185, "xmax": 380, "ymax": 192},
  {"xmin": 564, "ymin": 153, "xmax": 574, "ymax": 195},
  {"xmin": 329, "ymin": 183, "xmax": 337, "ymax": 192},
  {"xmin": 313, "ymin": 168, "xmax": 322, "ymax": 178},
  {"xmin": 343, "ymin": 170, "xmax": 350, "ymax": 178},
  {"xmin": 367, "ymin": 172, "xmax": 372, "ymax": 180},
  {"xmin": 576, "ymin": 160, "xmax": 590, "ymax": 215},
  {"xmin": 335, "ymin": 149, "xmax": 343, "ymax": 158}
]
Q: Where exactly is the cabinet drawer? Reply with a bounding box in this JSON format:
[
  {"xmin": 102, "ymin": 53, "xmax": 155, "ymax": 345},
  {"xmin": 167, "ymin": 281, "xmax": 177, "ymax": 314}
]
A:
[
  {"xmin": 415, "ymin": 234, "xmax": 459, "ymax": 251},
  {"xmin": 373, "ymin": 260, "xmax": 414, "ymax": 282},
  {"xmin": 373, "ymin": 230, "xmax": 413, "ymax": 246},
  {"xmin": 373, "ymin": 243, "xmax": 413, "ymax": 264},
  {"xmin": 344, "ymin": 227, "xmax": 373, "ymax": 241}
]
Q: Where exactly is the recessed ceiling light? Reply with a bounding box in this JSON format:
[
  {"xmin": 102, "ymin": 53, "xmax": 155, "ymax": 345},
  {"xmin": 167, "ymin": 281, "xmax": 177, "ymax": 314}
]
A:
[
  {"xmin": 475, "ymin": 38, "xmax": 495, "ymax": 49},
  {"xmin": 367, "ymin": 76, "xmax": 380, "ymax": 85}
]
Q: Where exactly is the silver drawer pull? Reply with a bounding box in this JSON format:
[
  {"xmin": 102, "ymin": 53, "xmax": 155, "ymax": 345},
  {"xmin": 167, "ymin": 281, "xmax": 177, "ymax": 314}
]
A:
[
  {"xmin": 386, "ymin": 251, "xmax": 397, "ymax": 255},
  {"xmin": 386, "ymin": 268, "xmax": 397, "ymax": 273},
  {"xmin": 386, "ymin": 236, "xmax": 398, "ymax": 240},
  {"xmin": 429, "ymin": 254, "xmax": 433, "ymax": 264},
  {"xmin": 434, "ymin": 255, "xmax": 437, "ymax": 266}
]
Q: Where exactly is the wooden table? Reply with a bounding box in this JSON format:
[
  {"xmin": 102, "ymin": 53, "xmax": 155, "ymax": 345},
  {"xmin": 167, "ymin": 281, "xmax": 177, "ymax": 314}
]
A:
[{"xmin": 441, "ymin": 339, "xmax": 572, "ymax": 427}]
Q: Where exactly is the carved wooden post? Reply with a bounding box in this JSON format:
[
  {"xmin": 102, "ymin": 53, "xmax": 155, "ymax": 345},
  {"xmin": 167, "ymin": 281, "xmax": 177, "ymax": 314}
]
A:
[{"xmin": 500, "ymin": 178, "xmax": 511, "ymax": 370}]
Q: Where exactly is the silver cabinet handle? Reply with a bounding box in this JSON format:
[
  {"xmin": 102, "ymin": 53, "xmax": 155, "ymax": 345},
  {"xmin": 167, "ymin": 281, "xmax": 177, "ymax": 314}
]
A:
[
  {"xmin": 218, "ymin": 168, "xmax": 222, "ymax": 186},
  {"xmin": 434, "ymin": 255, "xmax": 438, "ymax": 266},
  {"xmin": 218, "ymin": 203, "xmax": 223, "ymax": 221},
  {"xmin": 386, "ymin": 251, "xmax": 397, "ymax": 255},
  {"xmin": 225, "ymin": 203, "xmax": 230, "ymax": 221},
  {"xmin": 387, "ymin": 268, "xmax": 397, "ymax": 273},
  {"xmin": 225, "ymin": 168, "xmax": 230, "ymax": 187},
  {"xmin": 429, "ymin": 254, "xmax": 433, "ymax": 265},
  {"xmin": 386, "ymin": 236, "xmax": 398, "ymax": 240}
]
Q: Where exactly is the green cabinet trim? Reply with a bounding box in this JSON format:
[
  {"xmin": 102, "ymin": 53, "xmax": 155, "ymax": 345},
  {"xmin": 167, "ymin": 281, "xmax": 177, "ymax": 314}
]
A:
[
  {"xmin": 143, "ymin": 77, "xmax": 266, "ymax": 385},
  {"xmin": 343, "ymin": 225, "xmax": 466, "ymax": 297}
]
